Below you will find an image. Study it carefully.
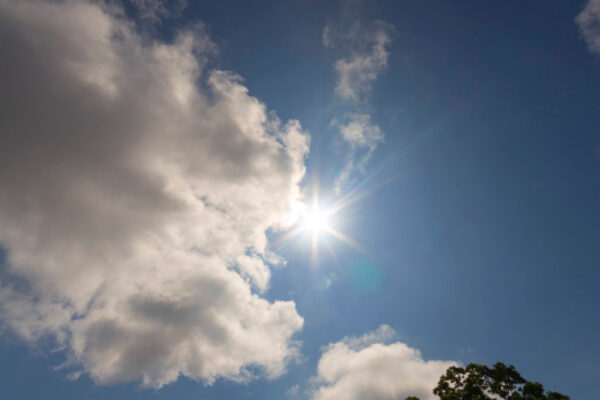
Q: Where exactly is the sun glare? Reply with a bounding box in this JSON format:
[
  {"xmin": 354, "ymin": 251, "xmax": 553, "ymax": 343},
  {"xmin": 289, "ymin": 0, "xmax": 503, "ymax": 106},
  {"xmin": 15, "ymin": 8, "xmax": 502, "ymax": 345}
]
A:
[
  {"xmin": 303, "ymin": 208, "xmax": 330, "ymax": 234},
  {"xmin": 274, "ymin": 179, "xmax": 370, "ymax": 265}
]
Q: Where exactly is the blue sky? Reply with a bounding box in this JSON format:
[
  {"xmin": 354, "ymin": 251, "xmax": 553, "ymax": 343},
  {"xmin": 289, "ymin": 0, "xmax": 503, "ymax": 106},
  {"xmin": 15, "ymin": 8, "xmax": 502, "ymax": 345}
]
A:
[{"xmin": 1, "ymin": 1, "xmax": 599, "ymax": 399}]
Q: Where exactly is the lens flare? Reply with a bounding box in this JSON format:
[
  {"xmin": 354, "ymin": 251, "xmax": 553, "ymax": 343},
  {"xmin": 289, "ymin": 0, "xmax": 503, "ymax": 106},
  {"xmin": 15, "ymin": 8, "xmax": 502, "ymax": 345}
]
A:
[{"xmin": 273, "ymin": 172, "xmax": 385, "ymax": 266}]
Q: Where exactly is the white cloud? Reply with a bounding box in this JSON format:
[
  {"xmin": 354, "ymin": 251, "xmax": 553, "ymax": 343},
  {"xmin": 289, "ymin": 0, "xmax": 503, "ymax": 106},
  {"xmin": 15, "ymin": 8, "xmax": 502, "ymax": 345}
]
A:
[
  {"xmin": 0, "ymin": 0, "xmax": 308, "ymax": 388},
  {"xmin": 311, "ymin": 325, "xmax": 457, "ymax": 400},
  {"xmin": 324, "ymin": 20, "xmax": 394, "ymax": 102},
  {"xmin": 576, "ymin": 0, "xmax": 600, "ymax": 54},
  {"xmin": 333, "ymin": 113, "xmax": 384, "ymax": 193}
]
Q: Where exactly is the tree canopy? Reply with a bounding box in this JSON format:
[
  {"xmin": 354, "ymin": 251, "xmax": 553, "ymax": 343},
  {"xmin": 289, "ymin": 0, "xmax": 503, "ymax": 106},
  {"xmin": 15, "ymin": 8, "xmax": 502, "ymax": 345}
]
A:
[{"xmin": 406, "ymin": 362, "xmax": 569, "ymax": 400}]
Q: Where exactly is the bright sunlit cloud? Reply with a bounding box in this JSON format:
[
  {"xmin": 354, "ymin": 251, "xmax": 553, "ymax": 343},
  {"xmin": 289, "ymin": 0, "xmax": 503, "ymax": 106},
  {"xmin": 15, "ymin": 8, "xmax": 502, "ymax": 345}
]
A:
[{"xmin": 0, "ymin": 0, "xmax": 308, "ymax": 388}]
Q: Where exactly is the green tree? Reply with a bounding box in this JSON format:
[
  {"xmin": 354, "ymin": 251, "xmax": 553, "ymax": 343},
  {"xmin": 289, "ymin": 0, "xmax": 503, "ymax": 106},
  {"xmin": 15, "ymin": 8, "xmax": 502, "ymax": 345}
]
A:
[{"xmin": 405, "ymin": 362, "xmax": 569, "ymax": 400}]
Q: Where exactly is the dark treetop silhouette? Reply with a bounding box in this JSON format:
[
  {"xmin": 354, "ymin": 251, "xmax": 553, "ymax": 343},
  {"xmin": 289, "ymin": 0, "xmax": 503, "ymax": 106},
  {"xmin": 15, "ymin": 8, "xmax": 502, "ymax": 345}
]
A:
[{"xmin": 405, "ymin": 362, "xmax": 569, "ymax": 400}]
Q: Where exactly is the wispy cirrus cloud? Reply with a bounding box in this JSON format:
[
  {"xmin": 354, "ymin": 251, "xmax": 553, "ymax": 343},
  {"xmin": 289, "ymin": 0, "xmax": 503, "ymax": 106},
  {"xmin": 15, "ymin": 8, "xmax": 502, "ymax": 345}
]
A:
[
  {"xmin": 324, "ymin": 12, "xmax": 393, "ymax": 193},
  {"xmin": 576, "ymin": 0, "xmax": 600, "ymax": 54},
  {"xmin": 0, "ymin": 0, "xmax": 308, "ymax": 388},
  {"xmin": 130, "ymin": 0, "xmax": 187, "ymax": 23},
  {"xmin": 332, "ymin": 113, "xmax": 384, "ymax": 193},
  {"xmin": 311, "ymin": 325, "xmax": 457, "ymax": 400},
  {"xmin": 324, "ymin": 20, "xmax": 394, "ymax": 102}
]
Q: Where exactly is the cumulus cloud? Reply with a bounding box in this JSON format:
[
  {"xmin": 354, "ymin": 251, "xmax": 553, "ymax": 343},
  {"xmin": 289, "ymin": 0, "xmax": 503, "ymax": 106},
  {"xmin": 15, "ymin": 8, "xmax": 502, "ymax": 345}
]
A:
[
  {"xmin": 0, "ymin": 0, "xmax": 308, "ymax": 388},
  {"xmin": 333, "ymin": 113, "xmax": 384, "ymax": 193},
  {"xmin": 324, "ymin": 19, "xmax": 394, "ymax": 102},
  {"xmin": 576, "ymin": 0, "xmax": 600, "ymax": 54},
  {"xmin": 311, "ymin": 325, "xmax": 457, "ymax": 400}
]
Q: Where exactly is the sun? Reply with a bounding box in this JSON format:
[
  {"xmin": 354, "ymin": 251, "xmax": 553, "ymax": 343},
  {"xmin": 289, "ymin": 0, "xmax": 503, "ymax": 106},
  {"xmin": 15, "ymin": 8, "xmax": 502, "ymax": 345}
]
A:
[
  {"xmin": 302, "ymin": 207, "xmax": 331, "ymax": 235},
  {"xmin": 273, "ymin": 177, "xmax": 369, "ymax": 265}
]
